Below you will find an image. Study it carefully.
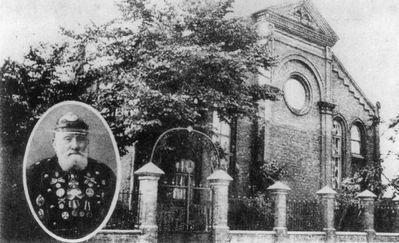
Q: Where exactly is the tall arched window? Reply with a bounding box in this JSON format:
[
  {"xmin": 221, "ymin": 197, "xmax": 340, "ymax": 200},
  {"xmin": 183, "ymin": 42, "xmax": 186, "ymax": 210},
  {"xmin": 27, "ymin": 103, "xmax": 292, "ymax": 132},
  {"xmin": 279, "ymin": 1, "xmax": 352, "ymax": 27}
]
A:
[
  {"xmin": 332, "ymin": 120, "xmax": 344, "ymax": 189},
  {"xmin": 350, "ymin": 125, "xmax": 362, "ymax": 156}
]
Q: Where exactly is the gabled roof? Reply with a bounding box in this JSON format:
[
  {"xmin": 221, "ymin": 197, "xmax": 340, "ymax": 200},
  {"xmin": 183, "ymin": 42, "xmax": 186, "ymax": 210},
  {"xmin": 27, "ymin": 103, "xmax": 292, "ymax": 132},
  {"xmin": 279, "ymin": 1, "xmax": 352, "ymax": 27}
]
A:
[
  {"xmin": 252, "ymin": 0, "xmax": 339, "ymax": 47},
  {"xmin": 332, "ymin": 54, "xmax": 377, "ymax": 117}
]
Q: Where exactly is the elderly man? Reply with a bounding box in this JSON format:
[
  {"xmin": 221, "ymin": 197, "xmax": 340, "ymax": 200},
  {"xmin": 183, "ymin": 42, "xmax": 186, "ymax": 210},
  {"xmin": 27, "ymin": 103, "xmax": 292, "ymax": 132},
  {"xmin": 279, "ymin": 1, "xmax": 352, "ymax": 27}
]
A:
[{"xmin": 27, "ymin": 112, "xmax": 116, "ymax": 239}]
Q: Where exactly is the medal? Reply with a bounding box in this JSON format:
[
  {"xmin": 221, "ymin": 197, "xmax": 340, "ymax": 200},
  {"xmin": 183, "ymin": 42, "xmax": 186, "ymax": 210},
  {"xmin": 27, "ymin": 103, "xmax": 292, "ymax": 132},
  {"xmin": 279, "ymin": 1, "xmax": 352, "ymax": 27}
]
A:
[
  {"xmin": 55, "ymin": 183, "xmax": 61, "ymax": 188},
  {"xmin": 59, "ymin": 203, "xmax": 64, "ymax": 209},
  {"xmin": 101, "ymin": 180, "xmax": 106, "ymax": 186},
  {"xmin": 61, "ymin": 211, "xmax": 69, "ymax": 220},
  {"xmin": 37, "ymin": 209, "xmax": 44, "ymax": 219},
  {"xmin": 79, "ymin": 211, "xmax": 85, "ymax": 217},
  {"xmin": 84, "ymin": 200, "xmax": 91, "ymax": 211},
  {"xmin": 36, "ymin": 194, "xmax": 45, "ymax": 207},
  {"xmin": 55, "ymin": 171, "xmax": 59, "ymax": 177},
  {"xmin": 68, "ymin": 179, "xmax": 79, "ymax": 188},
  {"xmin": 86, "ymin": 188, "xmax": 94, "ymax": 197},
  {"xmin": 84, "ymin": 175, "xmax": 96, "ymax": 186},
  {"xmin": 72, "ymin": 209, "xmax": 78, "ymax": 217},
  {"xmin": 67, "ymin": 188, "xmax": 83, "ymax": 200},
  {"xmin": 56, "ymin": 188, "xmax": 65, "ymax": 197}
]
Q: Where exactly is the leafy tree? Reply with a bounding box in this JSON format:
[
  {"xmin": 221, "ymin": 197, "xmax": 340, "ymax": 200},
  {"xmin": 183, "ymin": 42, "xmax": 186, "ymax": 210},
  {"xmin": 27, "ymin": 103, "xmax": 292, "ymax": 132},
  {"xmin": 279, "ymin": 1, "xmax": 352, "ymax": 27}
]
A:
[
  {"xmin": 334, "ymin": 164, "xmax": 386, "ymax": 231},
  {"xmin": 381, "ymin": 114, "xmax": 399, "ymax": 194},
  {"xmin": 1, "ymin": 1, "xmax": 280, "ymax": 240},
  {"xmin": 2, "ymin": 0, "xmax": 280, "ymax": 164},
  {"xmin": 1, "ymin": 44, "xmax": 92, "ymax": 152}
]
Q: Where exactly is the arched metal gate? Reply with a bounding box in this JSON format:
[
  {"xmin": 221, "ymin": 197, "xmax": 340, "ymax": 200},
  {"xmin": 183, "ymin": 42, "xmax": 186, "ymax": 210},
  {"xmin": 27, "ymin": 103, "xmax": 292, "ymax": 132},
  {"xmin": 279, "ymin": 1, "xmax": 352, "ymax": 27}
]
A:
[
  {"xmin": 151, "ymin": 127, "xmax": 217, "ymax": 234},
  {"xmin": 157, "ymin": 164, "xmax": 213, "ymax": 233}
]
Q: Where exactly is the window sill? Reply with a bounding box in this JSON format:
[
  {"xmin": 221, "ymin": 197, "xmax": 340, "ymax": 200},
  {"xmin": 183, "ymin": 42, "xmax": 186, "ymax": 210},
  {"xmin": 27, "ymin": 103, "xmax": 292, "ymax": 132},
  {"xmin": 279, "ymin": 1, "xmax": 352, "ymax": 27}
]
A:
[{"xmin": 351, "ymin": 154, "xmax": 365, "ymax": 160}]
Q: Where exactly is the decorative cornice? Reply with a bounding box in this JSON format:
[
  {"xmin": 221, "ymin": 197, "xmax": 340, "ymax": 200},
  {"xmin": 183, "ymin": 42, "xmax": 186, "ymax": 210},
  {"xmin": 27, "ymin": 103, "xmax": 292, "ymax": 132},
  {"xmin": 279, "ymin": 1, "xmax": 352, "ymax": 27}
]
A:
[
  {"xmin": 252, "ymin": 0, "xmax": 338, "ymax": 47},
  {"xmin": 318, "ymin": 101, "xmax": 336, "ymax": 114},
  {"xmin": 332, "ymin": 54, "xmax": 376, "ymax": 117}
]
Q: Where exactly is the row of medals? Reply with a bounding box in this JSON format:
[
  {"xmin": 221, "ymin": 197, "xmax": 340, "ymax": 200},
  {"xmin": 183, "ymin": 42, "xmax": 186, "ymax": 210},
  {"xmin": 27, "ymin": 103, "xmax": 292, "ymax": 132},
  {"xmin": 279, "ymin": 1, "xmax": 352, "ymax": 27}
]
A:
[{"xmin": 36, "ymin": 171, "xmax": 105, "ymax": 221}]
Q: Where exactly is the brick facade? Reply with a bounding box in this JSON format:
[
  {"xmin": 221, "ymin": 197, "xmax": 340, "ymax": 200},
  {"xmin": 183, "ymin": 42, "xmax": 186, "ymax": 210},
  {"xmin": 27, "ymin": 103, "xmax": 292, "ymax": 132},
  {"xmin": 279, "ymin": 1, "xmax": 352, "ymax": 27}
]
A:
[{"xmin": 232, "ymin": 0, "xmax": 380, "ymax": 198}]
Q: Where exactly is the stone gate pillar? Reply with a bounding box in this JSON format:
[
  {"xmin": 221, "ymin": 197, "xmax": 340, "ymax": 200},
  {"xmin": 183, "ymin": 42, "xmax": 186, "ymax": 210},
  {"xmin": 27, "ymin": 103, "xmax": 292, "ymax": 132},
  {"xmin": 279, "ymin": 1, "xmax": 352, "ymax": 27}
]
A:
[
  {"xmin": 135, "ymin": 162, "xmax": 165, "ymax": 243},
  {"xmin": 207, "ymin": 170, "xmax": 233, "ymax": 243},
  {"xmin": 393, "ymin": 195, "xmax": 399, "ymax": 233},
  {"xmin": 317, "ymin": 186, "xmax": 337, "ymax": 243},
  {"xmin": 357, "ymin": 190, "xmax": 377, "ymax": 241},
  {"xmin": 268, "ymin": 181, "xmax": 290, "ymax": 243}
]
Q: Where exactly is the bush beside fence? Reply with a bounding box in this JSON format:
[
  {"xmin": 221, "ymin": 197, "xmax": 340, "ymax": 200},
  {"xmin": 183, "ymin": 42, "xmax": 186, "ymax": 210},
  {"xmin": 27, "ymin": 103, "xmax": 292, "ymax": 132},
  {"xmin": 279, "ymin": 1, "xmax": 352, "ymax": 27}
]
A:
[
  {"xmin": 228, "ymin": 195, "xmax": 274, "ymax": 230},
  {"xmin": 334, "ymin": 200, "xmax": 363, "ymax": 232}
]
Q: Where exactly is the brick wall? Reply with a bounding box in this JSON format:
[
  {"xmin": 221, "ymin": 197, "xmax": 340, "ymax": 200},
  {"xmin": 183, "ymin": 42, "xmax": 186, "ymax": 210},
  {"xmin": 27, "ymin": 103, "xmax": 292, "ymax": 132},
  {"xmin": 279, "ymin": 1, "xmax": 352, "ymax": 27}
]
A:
[
  {"xmin": 233, "ymin": 37, "xmax": 379, "ymax": 198},
  {"xmin": 331, "ymin": 65, "xmax": 378, "ymax": 174}
]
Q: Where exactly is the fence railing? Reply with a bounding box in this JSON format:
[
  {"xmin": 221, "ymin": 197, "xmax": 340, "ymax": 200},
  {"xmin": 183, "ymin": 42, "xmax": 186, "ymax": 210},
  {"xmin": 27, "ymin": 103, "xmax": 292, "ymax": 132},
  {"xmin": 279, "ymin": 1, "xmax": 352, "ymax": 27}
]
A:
[
  {"xmin": 105, "ymin": 189, "xmax": 141, "ymax": 229},
  {"xmin": 157, "ymin": 184, "xmax": 212, "ymax": 233},
  {"xmin": 375, "ymin": 200, "xmax": 397, "ymax": 232},
  {"xmin": 287, "ymin": 198, "xmax": 323, "ymax": 231},
  {"xmin": 228, "ymin": 195, "xmax": 274, "ymax": 230},
  {"xmin": 334, "ymin": 200, "xmax": 363, "ymax": 232}
]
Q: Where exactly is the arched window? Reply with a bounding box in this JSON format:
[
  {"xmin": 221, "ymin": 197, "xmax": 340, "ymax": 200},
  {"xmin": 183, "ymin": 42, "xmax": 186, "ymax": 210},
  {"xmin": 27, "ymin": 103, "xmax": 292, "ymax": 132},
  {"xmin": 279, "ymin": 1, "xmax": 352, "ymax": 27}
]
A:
[
  {"xmin": 350, "ymin": 125, "xmax": 362, "ymax": 156},
  {"xmin": 332, "ymin": 120, "xmax": 344, "ymax": 189}
]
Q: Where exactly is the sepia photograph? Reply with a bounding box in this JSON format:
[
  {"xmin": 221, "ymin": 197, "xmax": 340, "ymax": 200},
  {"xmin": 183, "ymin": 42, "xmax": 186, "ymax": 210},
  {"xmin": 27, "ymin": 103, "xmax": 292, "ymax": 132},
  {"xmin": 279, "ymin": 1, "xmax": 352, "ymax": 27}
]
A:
[{"xmin": 1, "ymin": 0, "xmax": 399, "ymax": 242}]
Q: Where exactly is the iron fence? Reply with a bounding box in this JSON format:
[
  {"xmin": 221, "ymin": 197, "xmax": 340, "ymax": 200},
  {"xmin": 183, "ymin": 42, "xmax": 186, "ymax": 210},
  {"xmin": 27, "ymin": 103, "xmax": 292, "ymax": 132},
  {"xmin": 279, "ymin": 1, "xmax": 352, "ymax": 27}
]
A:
[
  {"xmin": 157, "ymin": 184, "xmax": 212, "ymax": 233},
  {"xmin": 375, "ymin": 200, "xmax": 397, "ymax": 232},
  {"xmin": 105, "ymin": 189, "xmax": 141, "ymax": 229},
  {"xmin": 334, "ymin": 200, "xmax": 363, "ymax": 231},
  {"xmin": 228, "ymin": 195, "xmax": 274, "ymax": 230},
  {"xmin": 287, "ymin": 198, "xmax": 323, "ymax": 231}
]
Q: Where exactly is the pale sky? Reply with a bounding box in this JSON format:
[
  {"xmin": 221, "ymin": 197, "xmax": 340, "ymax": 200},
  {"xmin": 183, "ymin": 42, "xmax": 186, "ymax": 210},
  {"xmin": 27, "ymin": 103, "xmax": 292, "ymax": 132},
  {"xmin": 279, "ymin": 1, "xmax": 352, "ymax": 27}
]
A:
[{"xmin": 1, "ymin": 0, "xmax": 398, "ymax": 178}]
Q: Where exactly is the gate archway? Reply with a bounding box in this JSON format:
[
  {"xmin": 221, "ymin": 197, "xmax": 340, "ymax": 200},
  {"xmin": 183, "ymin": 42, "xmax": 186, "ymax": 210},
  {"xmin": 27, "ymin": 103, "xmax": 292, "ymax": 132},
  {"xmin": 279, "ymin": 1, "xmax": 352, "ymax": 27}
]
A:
[{"xmin": 151, "ymin": 127, "xmax": 219, "ymax": 233}]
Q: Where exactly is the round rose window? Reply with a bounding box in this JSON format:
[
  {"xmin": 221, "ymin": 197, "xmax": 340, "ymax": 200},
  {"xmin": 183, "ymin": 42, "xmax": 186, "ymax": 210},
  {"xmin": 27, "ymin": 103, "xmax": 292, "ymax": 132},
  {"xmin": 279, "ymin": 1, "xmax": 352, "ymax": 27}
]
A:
[{"xmin": 283, "ymin": 76, "xmax": 311, "ymax": 115}]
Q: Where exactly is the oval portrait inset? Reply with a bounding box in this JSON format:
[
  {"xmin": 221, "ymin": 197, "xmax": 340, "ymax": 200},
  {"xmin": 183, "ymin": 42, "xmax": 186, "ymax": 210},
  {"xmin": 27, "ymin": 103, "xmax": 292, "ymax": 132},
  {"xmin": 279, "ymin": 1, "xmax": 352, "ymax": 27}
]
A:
[{"xmin": 23, "ymin": 101, "xmax": 121, "ymax": 242}]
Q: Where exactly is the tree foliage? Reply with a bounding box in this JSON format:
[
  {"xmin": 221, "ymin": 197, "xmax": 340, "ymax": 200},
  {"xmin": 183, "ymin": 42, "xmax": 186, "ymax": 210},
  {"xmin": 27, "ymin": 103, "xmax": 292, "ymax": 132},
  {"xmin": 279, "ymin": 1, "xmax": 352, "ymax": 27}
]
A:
[
  {"xmin": 337, "ymin": 164, "xmax": 386, "ymax": 203},
  {"xmin": 1, "ymin": 0, "xmax": 280, "ymax": 164},
  {"xmin": 1, "ymin": 45, "xmax": 92, "ymax": 152},
  {"xmin": 0, "ymin": 1, "xmax": 281, "ymax": 240}
]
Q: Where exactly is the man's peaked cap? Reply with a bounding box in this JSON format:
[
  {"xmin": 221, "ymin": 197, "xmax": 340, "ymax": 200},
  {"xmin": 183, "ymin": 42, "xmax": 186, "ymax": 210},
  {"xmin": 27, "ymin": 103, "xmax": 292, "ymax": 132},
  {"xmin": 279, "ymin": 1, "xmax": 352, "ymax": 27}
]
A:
[{"xmin": 54, "ymin": 112, "xmax": 89, "ymax": 133}]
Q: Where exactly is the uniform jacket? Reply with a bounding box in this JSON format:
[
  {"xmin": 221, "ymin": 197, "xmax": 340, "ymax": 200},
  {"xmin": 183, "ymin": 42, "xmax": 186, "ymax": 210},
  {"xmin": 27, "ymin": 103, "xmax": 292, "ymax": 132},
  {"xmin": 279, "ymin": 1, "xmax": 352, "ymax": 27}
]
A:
[{"xmin": 27, "ymin": 156, "xmax": 116, "ymax": 239}]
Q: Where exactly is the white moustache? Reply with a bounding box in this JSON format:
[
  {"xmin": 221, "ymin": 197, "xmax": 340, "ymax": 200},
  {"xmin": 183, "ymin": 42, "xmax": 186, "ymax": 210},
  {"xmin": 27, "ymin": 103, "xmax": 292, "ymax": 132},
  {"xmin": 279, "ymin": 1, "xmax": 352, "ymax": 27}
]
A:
[{"xmin": 67, "ymin": 151, "xmax": 86, "ymax": 156}]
